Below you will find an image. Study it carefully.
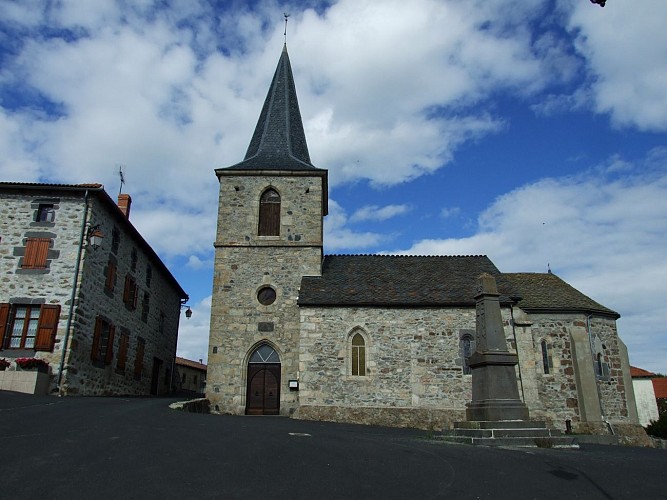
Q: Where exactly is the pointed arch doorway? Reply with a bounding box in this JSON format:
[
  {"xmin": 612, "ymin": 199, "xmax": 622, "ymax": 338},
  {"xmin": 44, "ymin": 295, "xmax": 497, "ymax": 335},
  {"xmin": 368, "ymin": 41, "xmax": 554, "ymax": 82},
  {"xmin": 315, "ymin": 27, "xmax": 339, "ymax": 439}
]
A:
[{"xmin": 246, "ymin": 345, "xmax": 281, "ymax": 415}]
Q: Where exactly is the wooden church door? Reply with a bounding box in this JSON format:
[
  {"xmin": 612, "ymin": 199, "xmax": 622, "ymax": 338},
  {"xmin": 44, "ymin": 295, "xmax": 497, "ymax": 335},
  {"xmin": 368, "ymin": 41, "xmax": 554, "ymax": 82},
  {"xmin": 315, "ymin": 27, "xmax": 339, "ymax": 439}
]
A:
[{"xmin": 246, "ymin": 345, "xmax": 281, "ymax": 415}]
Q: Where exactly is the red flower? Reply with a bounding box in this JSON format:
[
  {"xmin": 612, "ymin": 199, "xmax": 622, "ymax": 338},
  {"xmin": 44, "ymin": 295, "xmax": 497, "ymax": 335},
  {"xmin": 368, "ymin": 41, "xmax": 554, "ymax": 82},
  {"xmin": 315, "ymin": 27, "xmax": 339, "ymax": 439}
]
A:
[{"xmin": 15, "ymin": 357, "xmax": 49, "ymax": 370}]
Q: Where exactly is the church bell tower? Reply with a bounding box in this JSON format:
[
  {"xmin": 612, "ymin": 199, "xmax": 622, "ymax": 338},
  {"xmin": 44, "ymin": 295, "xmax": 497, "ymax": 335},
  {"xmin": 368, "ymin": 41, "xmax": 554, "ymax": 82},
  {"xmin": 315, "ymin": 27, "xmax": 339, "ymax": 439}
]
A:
[{"xmin": 207, "ymin": 45, "xmax": 328, "ymax": 416}]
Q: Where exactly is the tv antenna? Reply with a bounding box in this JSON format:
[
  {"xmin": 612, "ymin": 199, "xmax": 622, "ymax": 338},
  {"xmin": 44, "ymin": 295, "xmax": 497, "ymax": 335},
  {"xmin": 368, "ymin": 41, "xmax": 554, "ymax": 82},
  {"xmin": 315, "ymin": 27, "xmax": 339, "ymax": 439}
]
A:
[{"xmin": 118, "ymin": 165, "xmax": 125, "ymax": 196}]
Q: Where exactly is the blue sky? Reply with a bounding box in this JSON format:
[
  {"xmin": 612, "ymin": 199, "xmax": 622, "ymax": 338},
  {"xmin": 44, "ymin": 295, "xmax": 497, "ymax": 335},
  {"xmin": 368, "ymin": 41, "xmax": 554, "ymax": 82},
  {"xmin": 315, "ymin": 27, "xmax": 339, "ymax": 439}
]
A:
[{"xmin": 1, "ymin": 0, "xmax": 666, "ymax": 374}]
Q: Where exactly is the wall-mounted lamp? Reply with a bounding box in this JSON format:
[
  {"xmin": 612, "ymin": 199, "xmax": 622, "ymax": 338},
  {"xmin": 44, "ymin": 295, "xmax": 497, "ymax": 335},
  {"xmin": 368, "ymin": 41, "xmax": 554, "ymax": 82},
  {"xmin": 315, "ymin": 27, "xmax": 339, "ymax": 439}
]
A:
[
  {"xmin": 181, "ymin": 300, "xmax": 193, "ymax": 320},
  {"xmin": 87, "ymin": 224, "xmax": 104, "ymax": 250}
]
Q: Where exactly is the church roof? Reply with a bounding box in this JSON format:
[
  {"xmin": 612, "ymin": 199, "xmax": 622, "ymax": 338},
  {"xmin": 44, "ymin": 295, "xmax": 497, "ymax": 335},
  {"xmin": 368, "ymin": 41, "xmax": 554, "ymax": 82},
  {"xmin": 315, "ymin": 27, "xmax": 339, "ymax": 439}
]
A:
[
  {"xmin": 502, "ymin": 272, "xmax": 619, "ymax": 318},
  {"xmin": 298, "ymin": 256, "xmax": 618, "ymax": 317},
  {"xmin": 220, "ymin": 45, "xmax": 324, "ymax": 173},
  {"xmin": 298, "ymin": 255, "xmax": 517, "ymax": 307}
]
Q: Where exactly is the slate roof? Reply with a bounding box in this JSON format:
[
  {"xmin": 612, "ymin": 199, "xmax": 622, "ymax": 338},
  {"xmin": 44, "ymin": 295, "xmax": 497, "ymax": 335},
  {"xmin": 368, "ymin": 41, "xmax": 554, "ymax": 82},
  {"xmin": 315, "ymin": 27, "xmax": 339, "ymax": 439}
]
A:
[
  {"xmin": 219, "ymin": 45, "xmax": 324, "ymax": 173},
  {"xmin": 298, "ymin": 255, "xmax": 517, "ymax": 307},
  {"xmin": 298, "ymin": 256, "xmax": 618, "ymax": 317},
  {"xmin": 503, "ymin": 272, "xmax": 619, "ymax": 318}
]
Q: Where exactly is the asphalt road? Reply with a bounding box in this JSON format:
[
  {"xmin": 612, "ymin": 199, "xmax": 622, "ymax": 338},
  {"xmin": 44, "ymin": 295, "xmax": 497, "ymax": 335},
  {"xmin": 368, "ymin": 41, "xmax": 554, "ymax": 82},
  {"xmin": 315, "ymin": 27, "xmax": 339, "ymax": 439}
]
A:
[{"xmin": 1, "ymin": 391, "xmax": 665, "ymax": 500}]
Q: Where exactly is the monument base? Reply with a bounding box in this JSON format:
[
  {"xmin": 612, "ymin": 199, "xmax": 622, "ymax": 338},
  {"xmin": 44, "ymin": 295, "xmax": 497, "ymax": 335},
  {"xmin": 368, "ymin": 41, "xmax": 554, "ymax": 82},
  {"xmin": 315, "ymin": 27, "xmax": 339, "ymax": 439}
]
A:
[{"xmin": 466, "ymin": 398, "xmax": 530, "ymax": 421}]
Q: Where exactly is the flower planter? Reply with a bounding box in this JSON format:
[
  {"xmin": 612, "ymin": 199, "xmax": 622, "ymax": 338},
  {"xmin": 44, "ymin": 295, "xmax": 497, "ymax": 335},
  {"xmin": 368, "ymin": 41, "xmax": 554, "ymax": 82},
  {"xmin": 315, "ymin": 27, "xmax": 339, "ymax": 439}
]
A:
[{"xmin": 0, "ymin": 370, "xmax": 50, "ymax": 395}]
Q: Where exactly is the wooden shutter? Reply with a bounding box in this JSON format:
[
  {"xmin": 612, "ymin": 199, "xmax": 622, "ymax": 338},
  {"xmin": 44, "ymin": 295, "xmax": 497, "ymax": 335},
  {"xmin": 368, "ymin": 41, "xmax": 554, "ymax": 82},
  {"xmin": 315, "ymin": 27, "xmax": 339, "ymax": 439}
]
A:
[
  {"xmin": 117, "ymin": 332, "xmax": 129, "ymax": 371},
  {"xmin": 91, "ymin": 316, "xmax": 103, "ymax": 362},
  {"xmin": 105, "ymin": 325, "xmax": 115, "ymax": 365},
  {"xmin": 258, "ymin": 189, "xmax": 280, "ymax": 236},
  {"xmin": 34, "ymin": 304, "xmax": 61, "ymax": 351},
  {"xmin": 105, "ymin": 261, "xmax": 116, "ymax": 291},
  {"xmin": 0, "ymin": 303, "xmax": 10, "ymax": 349},
  {"xmin": 23, "ymin": 238, "xmax": 51, "ymax": 269}
]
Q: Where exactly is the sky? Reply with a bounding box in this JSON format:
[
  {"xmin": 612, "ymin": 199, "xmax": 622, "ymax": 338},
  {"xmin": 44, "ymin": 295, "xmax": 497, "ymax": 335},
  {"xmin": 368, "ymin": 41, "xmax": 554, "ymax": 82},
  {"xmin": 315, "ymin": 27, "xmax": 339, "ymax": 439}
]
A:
[{"xmin": 1, "ymin": 0, "xmax": 666, "ymax": 374}]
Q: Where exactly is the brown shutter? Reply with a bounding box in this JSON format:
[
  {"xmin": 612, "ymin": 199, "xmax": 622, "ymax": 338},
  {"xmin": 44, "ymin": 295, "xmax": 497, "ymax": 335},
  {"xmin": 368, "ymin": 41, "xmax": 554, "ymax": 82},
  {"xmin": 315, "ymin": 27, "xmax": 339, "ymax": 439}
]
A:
[
  {"xmin": 123, "ymin": 275, "xmax": 130, "ymax": 303},
  {"xmin": 105, "ymin": 324, "xmax": 115, "ymax": 365},
  {"xmin": 34, "ymin": 304, "xmax": 61, "ymax": 351},
  {"xmin": 23, "ymin": 238, "xmax": 50, "ymax": 269},
  {"xmin": 91, "ymin": 316, "xmax": 102, "ymax": 361},
  {"xmin": 0, "ymin": 303, "xmax": 10, "ymax": 349},
  {"xmin": 105, "ymin": 261, "xmax": 116, "ymax": 291}
]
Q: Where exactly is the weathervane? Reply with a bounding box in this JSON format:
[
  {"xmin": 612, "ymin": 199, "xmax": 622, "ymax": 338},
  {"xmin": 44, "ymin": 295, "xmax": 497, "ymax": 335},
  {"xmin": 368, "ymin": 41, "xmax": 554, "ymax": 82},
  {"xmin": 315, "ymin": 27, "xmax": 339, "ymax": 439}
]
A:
[{"xmin": 284, "ymin": 13, "xmax": 290, "ymax": 43}]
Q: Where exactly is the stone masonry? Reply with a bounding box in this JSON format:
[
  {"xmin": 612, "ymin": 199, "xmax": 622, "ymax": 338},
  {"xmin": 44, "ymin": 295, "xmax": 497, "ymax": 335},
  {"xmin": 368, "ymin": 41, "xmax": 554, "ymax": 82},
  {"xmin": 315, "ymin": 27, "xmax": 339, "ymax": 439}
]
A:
[{"xmin": 0, "ymin": 184, "xmax": 187, "ymax": 396}]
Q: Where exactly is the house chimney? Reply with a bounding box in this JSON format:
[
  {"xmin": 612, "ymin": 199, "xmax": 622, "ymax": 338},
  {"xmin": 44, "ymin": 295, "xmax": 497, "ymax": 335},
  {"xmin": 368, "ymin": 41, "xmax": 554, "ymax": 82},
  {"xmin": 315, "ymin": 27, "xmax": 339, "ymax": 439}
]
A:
[{"xmin": 118, "ymin": 194, "xmax": 132, "ymax": 219}]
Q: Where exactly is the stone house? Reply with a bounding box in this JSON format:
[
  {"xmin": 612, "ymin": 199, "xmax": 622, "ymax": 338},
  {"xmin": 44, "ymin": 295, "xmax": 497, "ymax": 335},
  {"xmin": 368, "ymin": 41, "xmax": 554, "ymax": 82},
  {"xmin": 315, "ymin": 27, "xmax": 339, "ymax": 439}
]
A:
[
  {"xmin": 174, "ymin": 356, "xmax": 207, "ymax": 395},
  {"xmin": 207, "ymin": 45, "xmax": 640, "ymax": 434},
  {"xmin": 631, "ymin": 366, "xmax": 660, "ymax": 426},
  {"xmin": 0, "ymin": 182, "xmax": 188, "ymax": 396}
]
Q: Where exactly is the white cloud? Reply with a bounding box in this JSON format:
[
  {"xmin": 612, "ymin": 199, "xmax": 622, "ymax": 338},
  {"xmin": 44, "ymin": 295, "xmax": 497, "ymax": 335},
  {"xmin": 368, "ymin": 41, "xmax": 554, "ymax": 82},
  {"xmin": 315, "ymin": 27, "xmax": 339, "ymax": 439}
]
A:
[
  {"xmin": 440, "ymin": 206, "xmax": 460, "ymax": 219},
  {"xmin": 394, "ymin": 149, "xmax": 667, "ymax": 373},
  {"xmin": 568, "ymin": 0, "xmax": 667, "ymax": 131},
  {"xmin": 324, "ymin": 200, "xmax": 388, "ymax": 252},
  {"xmin": 350, "ymin": 204, "xmax": 411, "ymax": 223},
  {"xmin": 176, "ymin": 295, "xmax": 211, "ymax": 363}
]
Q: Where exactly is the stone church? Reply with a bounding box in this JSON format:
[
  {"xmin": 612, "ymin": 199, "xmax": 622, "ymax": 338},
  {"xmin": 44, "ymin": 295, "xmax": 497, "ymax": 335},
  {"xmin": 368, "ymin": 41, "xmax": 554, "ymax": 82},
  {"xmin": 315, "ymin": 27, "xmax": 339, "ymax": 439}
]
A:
[{"xmin": 206, "ymin": 45, "xmax": 639, "ymax": 434}]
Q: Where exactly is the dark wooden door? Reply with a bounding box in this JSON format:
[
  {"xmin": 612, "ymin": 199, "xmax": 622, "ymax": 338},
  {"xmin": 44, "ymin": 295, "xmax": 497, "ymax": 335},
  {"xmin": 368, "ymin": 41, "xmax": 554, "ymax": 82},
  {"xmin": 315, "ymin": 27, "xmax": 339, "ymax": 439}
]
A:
[
  {"xmin": 246, "ymin": 363, "xmax": 280, "ymax": 415},
  {"xmin": 150, "ymin": 357, "xmax": 162, "ymax": 396}
]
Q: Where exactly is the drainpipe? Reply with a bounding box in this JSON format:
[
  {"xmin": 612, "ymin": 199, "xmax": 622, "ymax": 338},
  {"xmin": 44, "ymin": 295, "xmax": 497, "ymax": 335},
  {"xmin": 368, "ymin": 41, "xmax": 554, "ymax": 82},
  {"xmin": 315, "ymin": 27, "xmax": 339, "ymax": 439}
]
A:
[
  {"xmin": 57, "ymin": 190, "xmax": 90, "ymax": 394},
  {"xmin": 510, "ymin": 304, "xmax": 526, "ymax": 402}
]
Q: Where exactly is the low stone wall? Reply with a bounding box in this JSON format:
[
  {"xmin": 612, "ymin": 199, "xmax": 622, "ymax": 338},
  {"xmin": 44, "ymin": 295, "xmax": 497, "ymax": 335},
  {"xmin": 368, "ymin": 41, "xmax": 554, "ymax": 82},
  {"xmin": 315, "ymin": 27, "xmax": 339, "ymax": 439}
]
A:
[
  {"xmin": 0, "ymin": 370, "xmax": 50, "ymax": 395},
  {"xmin": 169, "ymin": 398, "xmax": 210, "ymax": 414},
  {"xmin": 294, "ymin": 405, "xmax": 465, "ymax": 431}
]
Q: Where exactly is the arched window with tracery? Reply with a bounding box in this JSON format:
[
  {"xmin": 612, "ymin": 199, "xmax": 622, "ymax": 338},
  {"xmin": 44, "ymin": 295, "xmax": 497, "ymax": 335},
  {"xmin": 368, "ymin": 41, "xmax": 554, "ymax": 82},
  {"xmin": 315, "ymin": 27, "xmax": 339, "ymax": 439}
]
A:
[
  {"xmin": 459, "ymin": 331, "xmax": 475, "ymax": 375},
  {"xmin": 351, "ymin": 332, "xmax": 366, "ymax": 376},
  {"xmin": 258, "ymin": 188, "xmax": 281, "ymax": 236}
]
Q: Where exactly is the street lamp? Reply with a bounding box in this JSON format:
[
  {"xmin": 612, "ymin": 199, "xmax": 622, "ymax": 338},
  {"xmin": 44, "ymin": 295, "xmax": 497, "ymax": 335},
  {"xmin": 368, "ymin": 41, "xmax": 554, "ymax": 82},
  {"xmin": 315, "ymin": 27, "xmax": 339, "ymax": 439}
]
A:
[{"xmin": 86, "ymin": 224, "xmax": 104, "ymax": 250}]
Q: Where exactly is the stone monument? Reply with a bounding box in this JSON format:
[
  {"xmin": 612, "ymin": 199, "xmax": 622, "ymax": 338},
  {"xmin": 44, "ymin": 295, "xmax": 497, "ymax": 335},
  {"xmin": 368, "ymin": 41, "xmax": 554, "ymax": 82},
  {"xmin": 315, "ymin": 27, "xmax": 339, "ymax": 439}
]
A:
[{"xmin": 466, "ymin": 273, "xmax": 529, "ymax": 421}]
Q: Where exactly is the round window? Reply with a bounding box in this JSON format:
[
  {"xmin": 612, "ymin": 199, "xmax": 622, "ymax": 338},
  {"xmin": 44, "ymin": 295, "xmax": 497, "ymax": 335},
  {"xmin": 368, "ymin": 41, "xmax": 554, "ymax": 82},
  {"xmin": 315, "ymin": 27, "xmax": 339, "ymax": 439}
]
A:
[{"xmin": 257, "ymin": 286, "xmax": 276, "ymax": 306}]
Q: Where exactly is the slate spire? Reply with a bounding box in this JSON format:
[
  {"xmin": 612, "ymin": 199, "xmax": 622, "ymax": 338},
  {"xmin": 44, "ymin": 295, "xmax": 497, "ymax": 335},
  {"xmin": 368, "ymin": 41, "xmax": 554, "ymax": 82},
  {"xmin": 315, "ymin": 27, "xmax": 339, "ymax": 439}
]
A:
[{"xmin": 224, "ymin": 44, "xmax": 320, "ymax": 171}]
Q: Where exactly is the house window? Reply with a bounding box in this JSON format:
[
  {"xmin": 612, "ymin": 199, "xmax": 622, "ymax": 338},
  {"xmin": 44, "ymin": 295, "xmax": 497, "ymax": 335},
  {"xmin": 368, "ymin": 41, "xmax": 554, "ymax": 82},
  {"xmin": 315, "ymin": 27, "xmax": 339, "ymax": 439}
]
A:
[
  {"xmin": 194, "ymin": 375, "xmax": 198, "ymax": 386},
  {"xmin": 460, "ymin": 333, "xmax": 475, "ymax": 375},
  {"xmin": 158, "ymin": 312, "xmax": 165, "ymax": 335},
  {"xmin": 541, "ymin": 339, "xmax": 553, "ymax": 375},
  {"xmin": 123, "ymin": 275, "xmax": 138, "ymax": 310},
  {"xmin": 105, "ymin": 259, "xmax": 117, "ymax": 292},
  {"xmin": 91, "ymin": 316, "xmax": 115, "ymax": 366},
  {"xmin": 351, "ymin": 333, "xmax": 366, "ymax": 376},
  {"xmin": 141, "ymin": 292, "xmax": 150, "ymax": 323},
  {"xmin": 111, "ymin": 228, "xmax": 120, "ymax": 254},
  {"xmin": 146, "ymin": 264, "xmax": 152, "ymax": 287},
  {"xmin": 181, "ymin": 372, "xmax": 186, "ymax": 383},
  {"xmin": 36, "ymin": 204, "xmax": 56, "ymax": 222},
  {"xmin": 0, "ymin": 303, "xmax": 60, "ymax": 351},
  {"xmin": 258, "ymin": 188, "xmax": 280, "ymax": 236},
  {"xmin": 117, "ymin": 330, "xmax": 129, "ymax": 372},
  {"xmin": 130, "ymin": 248, "xmax": 138, "ymax": 272},
  {"xmin": 134, "ymin": 337, "xmax": 145, "ymax": 379},
  {"xmin": 22, "ymin": 238, "xmax": 51, "ymax": 269}
]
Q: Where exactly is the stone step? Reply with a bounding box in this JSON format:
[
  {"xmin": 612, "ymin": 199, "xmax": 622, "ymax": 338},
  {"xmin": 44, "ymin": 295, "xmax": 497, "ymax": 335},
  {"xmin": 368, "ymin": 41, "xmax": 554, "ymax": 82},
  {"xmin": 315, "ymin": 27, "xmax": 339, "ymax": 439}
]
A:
[
  {"xmin": 453, "ymin": 420, "xmax": 548, "ymax": 430},
  {"xmin": 438, "ymin": 435, "xmax": 579, "ymax": 449},
  {"xmin": 448, "ymin": 427, "xmax": 561, "ymax": 439}
]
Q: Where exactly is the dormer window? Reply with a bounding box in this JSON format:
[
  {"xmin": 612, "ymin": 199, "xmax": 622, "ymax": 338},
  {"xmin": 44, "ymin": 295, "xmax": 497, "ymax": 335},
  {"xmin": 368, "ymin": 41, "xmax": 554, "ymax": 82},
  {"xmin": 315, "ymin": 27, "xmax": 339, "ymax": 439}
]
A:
[{"xmin": 258, "ymin": 188, "xmax": 280, "ymax": 236}]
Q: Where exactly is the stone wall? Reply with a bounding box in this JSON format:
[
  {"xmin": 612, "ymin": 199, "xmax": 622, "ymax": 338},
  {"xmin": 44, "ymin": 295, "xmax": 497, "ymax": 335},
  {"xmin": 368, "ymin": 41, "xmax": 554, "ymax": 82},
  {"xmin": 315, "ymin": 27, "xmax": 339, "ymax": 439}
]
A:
[
  {"xmin": 61, "ymin": 195, "xmax": 183, "ymax": 396},
  {"xmin": 298, "ymin": 305, "xmax": 477, "ymax": 427},
  {"xmin": 0, "ymin": 188, "xmax": 184, "ymax": 396},
  {"xmin": 208, "ymin": 172, "xmax": 324, "ymax": 415}
]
